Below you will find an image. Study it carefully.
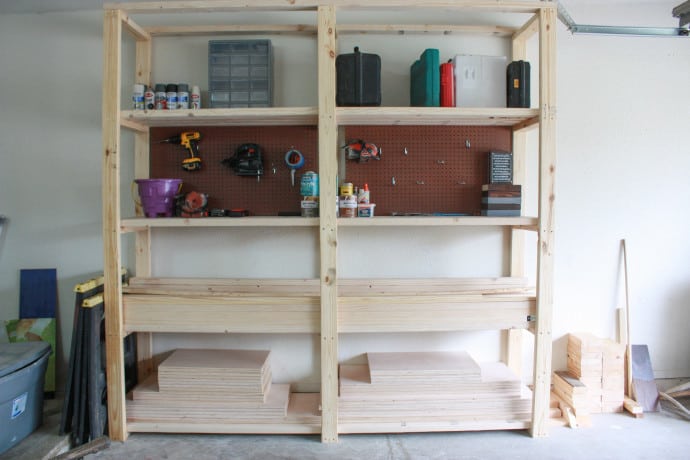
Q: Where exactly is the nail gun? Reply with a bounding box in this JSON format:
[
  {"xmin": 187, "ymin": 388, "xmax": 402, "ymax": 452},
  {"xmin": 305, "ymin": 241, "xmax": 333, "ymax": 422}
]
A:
[{"xmin": 157, "ymin": 131, "xmax": 202, "ymax": 171}]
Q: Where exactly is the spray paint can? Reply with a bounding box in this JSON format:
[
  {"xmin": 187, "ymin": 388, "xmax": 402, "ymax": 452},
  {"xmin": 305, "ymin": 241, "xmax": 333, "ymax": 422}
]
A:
[
  {"xmin": 154, "ymin": 84, "xmax": 167, "ymax": 110},
  {"xmin": 132, "ymin": 84, "xmax": 145, "ymax": 110},
  {"xmin": 166, "ymin": 84, "xmax": 178, "ymax": 110},
  {"xmin": 144, "ymin": 85, "xmax": 155, "ymax": 110},
  {"xmin": 177, "ymin": 83, "xmax": 189, "ymax": 109},
  {"xmin": 191, "ymin": 85, "xmax": 201, "ymax": 109}
]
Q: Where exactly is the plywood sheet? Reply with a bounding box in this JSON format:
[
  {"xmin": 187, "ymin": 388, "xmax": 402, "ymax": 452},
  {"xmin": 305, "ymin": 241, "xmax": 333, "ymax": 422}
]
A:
[{"xmin": 366, "ymin": 351, "xmax": 481, "ymax": 383}]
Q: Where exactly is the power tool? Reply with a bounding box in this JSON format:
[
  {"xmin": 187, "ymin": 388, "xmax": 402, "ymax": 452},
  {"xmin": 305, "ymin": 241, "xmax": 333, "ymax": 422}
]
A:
[
  {"xmin": 157, "ymin": 132, "xmax": 202, "ymax": 171},
  {"xmin": 343, "ymin": 139, "xmax": 381, "ymax": 163},
  {"xmin": 221, "ymin": 143, "xmax": 264, "ymax": 182}
]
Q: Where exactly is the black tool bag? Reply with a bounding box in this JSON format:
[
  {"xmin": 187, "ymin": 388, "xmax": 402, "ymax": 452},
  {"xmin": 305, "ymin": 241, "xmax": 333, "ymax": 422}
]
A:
[
  {"xmin": 222, "ymin": 143, "xmax": 264, "ymax": 177},
  {"xmin": 336, "ymin": 47, "xmax": 381, "ymax": 106},
  {"xmin": 507, "ymin": 60, "xmax": 531, "ymax": 108}
]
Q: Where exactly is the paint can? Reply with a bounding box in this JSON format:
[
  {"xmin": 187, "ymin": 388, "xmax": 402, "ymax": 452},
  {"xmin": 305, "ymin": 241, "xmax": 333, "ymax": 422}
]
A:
[
  {"xmin": 339, "ymin": 182, "xmax": 354, "ymax": 196},
  {"xmin": 301, "ymin": 196, "xmax": 319, "ymax": 217},
  {"xmin": 300, "ymin": 171, "xmax": 319, "ymax": 197},
  {"xmin": 339, "ymin": 195, "xmax": 357, "ymax": 218}
]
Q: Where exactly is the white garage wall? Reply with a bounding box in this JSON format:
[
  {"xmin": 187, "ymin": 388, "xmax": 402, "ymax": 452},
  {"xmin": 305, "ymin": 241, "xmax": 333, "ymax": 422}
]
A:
[{"xmin": 0, "ymin": 2, "xmax": 688, "ymax": 393}]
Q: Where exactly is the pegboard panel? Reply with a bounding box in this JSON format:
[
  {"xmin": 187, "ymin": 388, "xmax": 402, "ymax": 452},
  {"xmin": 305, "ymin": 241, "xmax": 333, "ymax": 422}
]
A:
[
  {"xmin": 343, "ymin": 126, "xmax": 512, "ymax": 216},
  {"xmin": 150, "ymin": 126, "xmax": 318, "ymax": 215}
]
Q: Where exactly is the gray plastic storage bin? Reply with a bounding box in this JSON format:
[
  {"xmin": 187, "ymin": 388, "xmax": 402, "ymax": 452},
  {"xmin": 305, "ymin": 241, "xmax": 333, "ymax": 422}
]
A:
[
  {"xmin": 209, "ymin": 40, "xmax": 273, "ymax": 108},
  {"xmin": 0, "ymin": 341, "xmax": 51, "ymax": 455}
]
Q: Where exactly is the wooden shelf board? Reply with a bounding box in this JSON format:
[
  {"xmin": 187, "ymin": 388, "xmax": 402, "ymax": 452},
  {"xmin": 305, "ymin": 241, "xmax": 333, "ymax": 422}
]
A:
[
  {"xmin": 107, "ymin": 1, "xmax": 553, "ymax": 15},
  {"xmin": 120, "ymin": 107, "xmax": 318, "ymax": 128},
  {"xmin": 338, "ymin": 216, "xmax": 537, "ymax": 227},
  {"xmin": 121, "ymin": 216, "xmax": 536, "ymax": 232},
  {"xmin": 337, "ymin": 24, "xmax": 516, "ymax": 37},
  {"xmin": 121, "ymin": 216, "xmax": 318, "ymax": 232},
  {"xmin": 338, "ymin": 419, "xmax": 530, "ymax": 434},
  {"xmin": 336, "ymin": 107, "xmax": 539, "ymax": 127},
  {"xmin": 127, "ymin": 422, "xmax": 321, "ymax": 434},
  {"xmin": 123, "ymin": 294, "xmax": 320, "ymax": 334},
  {"xmin": 339, "ymin": 295, "xmax": 536, "ymax": 332}
]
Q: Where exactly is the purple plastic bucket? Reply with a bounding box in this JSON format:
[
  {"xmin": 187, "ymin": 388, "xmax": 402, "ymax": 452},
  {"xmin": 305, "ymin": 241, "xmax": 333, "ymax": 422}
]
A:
[{"xmin": 135, "ymin": 179, "xmax": 182, "ymax": 218}]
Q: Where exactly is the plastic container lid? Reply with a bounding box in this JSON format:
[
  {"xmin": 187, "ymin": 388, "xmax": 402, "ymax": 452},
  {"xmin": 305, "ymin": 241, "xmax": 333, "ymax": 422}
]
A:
[{"xmin": 0, "ymin": 342, "xmax": 51, "ymax": 378}]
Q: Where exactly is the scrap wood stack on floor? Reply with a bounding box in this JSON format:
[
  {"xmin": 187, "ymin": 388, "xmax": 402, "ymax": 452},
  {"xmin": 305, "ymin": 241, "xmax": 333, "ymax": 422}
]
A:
[
  {"xmin": 338, "ymin": 351, "xmax": 531, "ymax": 431},
  {"xmin": 553, "ymin": 333, "xmax": 626, "ymax": 426},
  {"xmin": 126, "ymin": 349, "xmax": 320, "ymax": 428}
]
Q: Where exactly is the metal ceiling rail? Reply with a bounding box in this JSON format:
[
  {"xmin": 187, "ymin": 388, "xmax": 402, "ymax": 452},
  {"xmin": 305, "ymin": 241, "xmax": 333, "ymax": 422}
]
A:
[{"xmin": 556, "ymin": 0, "xmax": 690, "ymax": 37}]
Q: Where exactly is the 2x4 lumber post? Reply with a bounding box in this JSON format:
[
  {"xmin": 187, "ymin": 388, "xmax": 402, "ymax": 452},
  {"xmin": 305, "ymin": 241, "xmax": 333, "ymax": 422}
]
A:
[
  {"xmin": 505, "ymin": 17, "xmax": 531, "ymax": 379},
  {"xmin": 134, "ymin": 34, "xmax": 154, "ymax": 381},
  {"xmin": 318, "ymin": 5, "xmax": 339, "ymax": 443},
  {"xmin": 530, "ymin": 6, "xmax": 557, "ymax": 438},
  {"xmin": 102, "ymin": 9, "xmax": 128, "ymax": 442}
]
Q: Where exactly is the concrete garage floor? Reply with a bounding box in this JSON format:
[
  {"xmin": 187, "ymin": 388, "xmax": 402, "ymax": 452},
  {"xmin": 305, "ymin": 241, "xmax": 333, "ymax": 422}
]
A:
[
  {"xmin": 4, "ymin": 395, "xmax": 689, "ymax": 459},
  {"xmin": 83, "ymin": 410, "xmax": 690, "ymax": 460}
]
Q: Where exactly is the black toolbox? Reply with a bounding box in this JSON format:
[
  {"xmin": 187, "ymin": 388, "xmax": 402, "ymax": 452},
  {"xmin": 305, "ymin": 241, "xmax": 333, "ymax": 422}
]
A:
[
  {"xmin": 336, "ymin": 47, "xmax": 381, "ymax": 106},
  {"xmin": 507, "ymin": 60, "xmax": 530, "ymax": 108}
]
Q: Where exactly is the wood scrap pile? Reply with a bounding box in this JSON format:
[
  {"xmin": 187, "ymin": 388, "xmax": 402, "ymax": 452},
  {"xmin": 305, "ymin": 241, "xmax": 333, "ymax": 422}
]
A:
[
  {"xmin": 553, "ymin": 333, "xmax": 626, "ymax": 426},
  {"xmin": 126, "ymin": 349, "xmax": 320, "ymax": 427},
  {"xmin": 339, "ymin": 351, "xmax": 532, "ymax": 428}
]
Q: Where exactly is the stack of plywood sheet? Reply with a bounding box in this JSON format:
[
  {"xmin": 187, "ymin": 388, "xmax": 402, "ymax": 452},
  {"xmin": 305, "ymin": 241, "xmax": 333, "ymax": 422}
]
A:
[
  {"xmin": 126, "ymin": 349, "xmax": 320, "ymax": 428},
  {"xmin": 567, "ymin": 333, "xmax": 625, "ymax": 413},
  {"xmin": 339, "ymin": 351, "xmax": 531, "ymax": 429}
]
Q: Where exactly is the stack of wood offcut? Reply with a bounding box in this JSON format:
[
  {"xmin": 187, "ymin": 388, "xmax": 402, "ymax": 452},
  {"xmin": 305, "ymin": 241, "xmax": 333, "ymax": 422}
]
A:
[
  {"xmin": 553, "ymin": 333, "xmax": 625, "ymax": 423},
  {"xmin": 126, "ymin": 349, "xmax": 318, "ymax": 426},
  {"xmin": 339, "ymin": 351, "xmax": 531, "ymax": 425}
]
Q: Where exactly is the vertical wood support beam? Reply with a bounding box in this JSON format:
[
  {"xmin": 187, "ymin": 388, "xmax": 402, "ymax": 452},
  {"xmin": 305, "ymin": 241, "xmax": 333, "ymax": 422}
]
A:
[
  {"xmin": 317, "ymin": 5, "xmax": 339, "ymax": 443},
  {"xmin": 102, "ymin": 9, "xmax": 128, "ymax": 442},
  {"xmin": 504, "ymin": 19, "xmax": 534, "ymax": 378},
  {"xmin": 530, "ymin": 6, "xmax": 557, "ymax": 438},
  {"xmin": 134, "ymin": 31, "xmax": 154, "ymax": 381}
]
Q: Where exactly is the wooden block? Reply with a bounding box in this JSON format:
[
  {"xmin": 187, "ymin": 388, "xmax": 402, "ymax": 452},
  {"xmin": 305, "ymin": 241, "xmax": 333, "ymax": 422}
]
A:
[
  {"xmin": 623, "ymin": 396, "xmax": 644, "ymax": 418},
  {"xmin": 553, "ymin": 371, "xmax": 587, "ymax": 394}
]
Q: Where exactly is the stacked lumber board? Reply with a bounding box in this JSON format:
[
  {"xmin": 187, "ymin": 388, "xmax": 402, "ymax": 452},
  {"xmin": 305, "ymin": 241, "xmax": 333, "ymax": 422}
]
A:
[
  {"xmin": 126, "ymin": 349, "xmax": 321, "ymax": 432},
  {"xmin": 339, "ymin": 351, "xmax": 532, "ymax": 433},
  {"xmin": 566, "ymin": 333, "xmax": 625, "ymax": 413}
]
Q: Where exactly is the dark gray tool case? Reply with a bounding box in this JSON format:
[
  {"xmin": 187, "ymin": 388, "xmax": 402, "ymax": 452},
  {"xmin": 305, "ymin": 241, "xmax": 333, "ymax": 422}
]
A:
[
  {"xmin": 0, "ymin": 341, "xmax": 51, "ymax": 455},
  {"xmin": 336, "ymin": 46, "xmax": 381, "ymax": 106}
]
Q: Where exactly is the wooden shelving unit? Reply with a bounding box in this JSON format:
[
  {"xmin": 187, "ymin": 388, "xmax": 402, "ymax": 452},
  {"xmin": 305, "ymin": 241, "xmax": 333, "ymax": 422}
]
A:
[{"xmin": 102, "ymin": 0, "xmax": 556, "ymax": 443}]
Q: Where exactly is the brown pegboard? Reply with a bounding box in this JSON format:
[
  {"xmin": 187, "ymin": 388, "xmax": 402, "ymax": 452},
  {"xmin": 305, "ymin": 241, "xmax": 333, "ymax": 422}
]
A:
[
  {"xmin": 149, "ymin": 125, "xmax": 511, "ymax": 216},
  {"xmin": 150, "ymin": 126, "xmax": 318, "ymax": 215},
  {"xmin": 343, "ymin": 126, "xmax": 512, "ymax": 216}
]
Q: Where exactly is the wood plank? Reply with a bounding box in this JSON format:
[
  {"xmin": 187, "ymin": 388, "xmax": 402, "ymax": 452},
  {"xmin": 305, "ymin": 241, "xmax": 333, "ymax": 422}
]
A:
[
  {"xmin": 124, "ymin": 276, "xmax": 530, "ymax": 296},
  {"xmin": 147, "ymin": 24, "xmax": 317, "ymax": 36},
  {"xmin": 105, "ymin": 1, "xmax": 554, "ymax": 14},
  {"xmin": 337, "ymin": 24, "xmax": 515, "ymax": 36},
  {"xmin": 339, "ymin": 216, "xmax": 538, "ymax": 227},
  {"xmin": 340, "ymin": 296, "xmax": 535, "ymax": 333},
  {"xmin": 530, "ymin": 5, "xmax": 557, "ymax": 438},
  {"xmin": 102, "ymin": 8, "xmax": 127, "ymax": 443},
  {"xmin": 506, "ymin": 28, "xmax": 528, "ymax": 378},
  {"xmin": 123, "ymin": 295, "xmax": 320, "ymax": 334},
  {"xmin": 120, "ymin": 107, "xmax": 318, "ymax": 128},
  {"xmin": 127, "ymin": 393, "xmax": 321, "ymax": 434},
  {"xmin": 337, "ymin": 107, "xmax": 539, "ymax": 126},
  {"xmin": 120, "ymin": 216, "xmax": 319, "ymax": 232},
  {"xmin": 318, "ymin": 4, "xmax": 339, "ymax": 444}
]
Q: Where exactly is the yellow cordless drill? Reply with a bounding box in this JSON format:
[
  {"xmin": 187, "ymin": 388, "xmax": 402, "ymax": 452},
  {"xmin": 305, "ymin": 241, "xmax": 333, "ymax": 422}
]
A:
[{"xmin": 157, "ymin": 131, "xmax": 202, "ymax": 171}]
